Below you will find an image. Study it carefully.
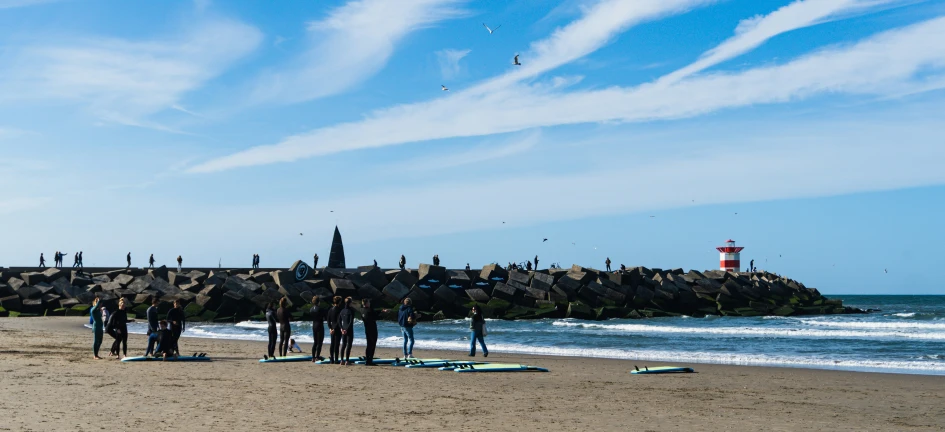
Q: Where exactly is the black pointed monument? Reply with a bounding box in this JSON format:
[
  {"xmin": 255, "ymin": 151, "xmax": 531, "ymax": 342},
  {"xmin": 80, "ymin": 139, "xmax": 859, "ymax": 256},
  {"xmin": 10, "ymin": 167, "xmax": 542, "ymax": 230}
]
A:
[{"xmin": 327, "ymin": 226, "xmax": 346, "ymax": 268}]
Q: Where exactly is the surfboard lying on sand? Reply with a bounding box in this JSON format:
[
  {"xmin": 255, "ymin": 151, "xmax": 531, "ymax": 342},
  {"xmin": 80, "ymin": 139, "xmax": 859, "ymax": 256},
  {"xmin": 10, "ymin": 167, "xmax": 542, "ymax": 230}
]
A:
[
  {"xmin": 630, "ymin": 366, "xmax": 695, "ymax": 374},
  {"xmin": 404, "ymin": 360, "xmax": 482, "ymax": 369},
  {"xmin": 352, "ymin": 357, "xmax": 442, "ymax": 365},
  {"xmin": 450, "ymin": 363, "xmax": 548, "ymax": 373},
  {"xmin": 258, "ymin": 355, "xmax": 313, "ymax": 363},
  {"xmin": 121, "ymin": 355, "xmax": 211, "ymax": 362}
]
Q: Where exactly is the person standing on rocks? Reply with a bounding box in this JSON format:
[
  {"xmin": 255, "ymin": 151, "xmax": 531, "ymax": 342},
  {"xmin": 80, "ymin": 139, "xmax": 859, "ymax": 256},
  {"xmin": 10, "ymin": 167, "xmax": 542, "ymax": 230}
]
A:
[
  {"xmin": 327, "ymin": 296, "xmax": 342, "ymax": 364},
  {"xmin": 465, "ymin": 263, "xmax": 471, "ymax": 271},
  {"xmin": 750, "ymin": 259, "xmax": 755, "ymax": 272},
  {"xmin": 176, "ymin": 255, "xmax": 183, "ymax": 272},
  {"xmin": 398, "ymin": 298, "xmax": 417, "ymax": 359},
  {"xmin": 276, "ymin": 297, "xmax": 292, "ymax": 358},
  {"xmin": 72, "ymin": 252, "xmax": 80, "ymax": 268},
  {"xmin": 605, "ymin": 257, "xmax": 612, "ymax": 272},
  {"xmin": 310, "ymin": 295, "xmax": 327, "ymax": 362},
  {"xmin": 534, "ymin": 255, "xmax": 539, "ymax": 270},
  {"xmin": 399, "ymin": 255, "xmax": 406, "ymax": 270},
  {"xmin": 468, "ymin": 305, "xmax": 488, "ymax": 358},
  {"xmin": 78, "ymin": 251, "xmax": 84, "ymax": 269},
  {"xmin": 373, "ymin": 259, "xmax": 378, "ymax": 269},
  {"xmin": 433, "ymin": 254, "xmax": 440, "ymax": 266},
  {"xmin": 39, "ymin": 253, "xmax": 46, "ymax": 268},
  {"xmin": 338, "ymin": 297, "xmax": 356, "ymax": 365},
  {"xmin": 149, "ymin": 254, "xmax": 155, "ymax": 269},
  {"xmin": 359, "ymin": 298, "xmax": 378, "ymax": 366},
  {"xmin": 91, "ymin": 296, "xmax": 105, "ymax": 359},
  {"xmin": 126, "ymin": 252, "xmax": 131, "ymax": 269},
  {"xmin": 620, "ymin": 264, "xmax": 626, "ymax": 273},
  {"xmin": 313, "ymin": 254, "xmax": 319, "ymax": 269},
  {"xmin": 167, "ymin": 299, "xmax": 186, "ymax": 357},
  {"xmin": 265, "ymin": 302, "xmax": 277, "ymax": 359}
]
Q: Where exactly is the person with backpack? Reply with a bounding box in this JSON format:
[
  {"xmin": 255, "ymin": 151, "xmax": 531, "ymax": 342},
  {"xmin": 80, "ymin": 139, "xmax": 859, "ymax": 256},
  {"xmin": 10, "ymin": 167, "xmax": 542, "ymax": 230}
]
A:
[
  {"xmin": 338, "ymin": 297, "xmax": 356, "ymax": 365},
  {"xmin": 398, "ymin": 298, "xmax": 417, "ymax": 359},
  {"xmin": 468, "ymin": 305, "xmax": 488, "ymax": 357}
]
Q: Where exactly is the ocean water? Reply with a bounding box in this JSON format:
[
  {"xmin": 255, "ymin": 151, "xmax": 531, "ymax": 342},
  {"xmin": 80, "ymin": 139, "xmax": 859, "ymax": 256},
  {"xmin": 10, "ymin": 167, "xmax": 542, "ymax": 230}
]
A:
[{"xmin": 122, "ymin": 295, "xmax": 945, "ymax": 375}]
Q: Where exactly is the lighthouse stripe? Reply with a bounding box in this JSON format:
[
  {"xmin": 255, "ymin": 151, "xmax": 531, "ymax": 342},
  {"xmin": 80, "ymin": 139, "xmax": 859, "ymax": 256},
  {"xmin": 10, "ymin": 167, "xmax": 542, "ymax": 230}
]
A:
[{"xmin": 720, "ymin": 260, "xmax": 741, "ymax": 268}]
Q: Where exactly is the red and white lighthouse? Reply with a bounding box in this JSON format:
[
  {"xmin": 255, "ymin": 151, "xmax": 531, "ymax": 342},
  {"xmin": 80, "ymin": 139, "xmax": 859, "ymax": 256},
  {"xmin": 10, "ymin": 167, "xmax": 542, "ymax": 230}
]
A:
[{"xmin": 716, "ymin": 239, "xmax": 744, "ymax": 272}]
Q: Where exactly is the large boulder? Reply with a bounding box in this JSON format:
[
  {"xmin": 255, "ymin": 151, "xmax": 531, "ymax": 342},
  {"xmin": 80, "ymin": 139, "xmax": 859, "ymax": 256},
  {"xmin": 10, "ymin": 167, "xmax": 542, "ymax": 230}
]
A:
[
  {"xmin": 113, "ymin": 274, "xmax": 134, "ymax": 287},
  {"xmin": 250, "ymin": 272, "xmax": 274, "ymax": 284},
  {"xmin": 405, "ymin": 286, "xmax": 431, "ymax": 310},
  {"xmin": 530, "ymin": 273, "xmax": 554, "ymax": 292},
  {"xmin": 508, "ymin": 270, "xmax": 530, "ymax": 286},
  {"xmin": 16, "ymin": 285, "xmax": 41, "ymax": 300},
  {"xmin": 21, "ymin": 272, "xmax": 46, "ymax": 286},
  {"xmin": 329, "ymin": 279, "xmax": 357, "ymax": 298},
  {"xmin": 465, "ymin": 288, "xmax": 490, "ymax": 303},
  {"xmin": 446, "ymin": 271, "xmax": 471, "ymax": 289},
  {"xmin": 186, "ymin": 270, "xmax": 208, "ymax": 284},
  {"xmin": 127, "ymin": 275, "xmax": 154, "ymax": 294},
  {"xmin": 357, "ymin": 284, "xmax": 383, "ymax": 301},
  {"xmin": 479, "ymin": 264, "xmax": 508, "ymax": 283},
  {"xmin": 271, "ymin": 270, "xmax": 295, "ymax": 288},
  {"xmin": 0, "ymin": 295, "xmax": 22, "ymax": 311},
  {"xmin": 149, "ymin": 265, "xmax": 169, "ymax": 281},
  {"xmin": 168, "ymin": 272, "xmax": 191, "ymax": 287},
  {"xmin": 390, "ymin": 270, "xmax": 418, "ymax": 288},
  {"xmin": 42, "ymin": 268, "xmax": 65, "ymax": 282},
  {"xmin": 491, "ymin": 282, "xmax": 518, "ymax": 302},
  {"xmin": 418, "ymin": 264, "xmax": 447, "ymax": 282},
  {"xmin": 7, "ymin": 278, "xmax": 24, "ymax": 292},
  {"xmin": 382, "ymin": 280, "xmax": 411, "ymax": 303}
]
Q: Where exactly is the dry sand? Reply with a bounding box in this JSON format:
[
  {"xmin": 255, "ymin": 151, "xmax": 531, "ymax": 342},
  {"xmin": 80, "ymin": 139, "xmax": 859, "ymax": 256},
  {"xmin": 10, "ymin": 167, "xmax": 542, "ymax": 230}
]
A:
[{"xmin": 1, "ymin": 317, "xmax": 943, "ymax": 431}]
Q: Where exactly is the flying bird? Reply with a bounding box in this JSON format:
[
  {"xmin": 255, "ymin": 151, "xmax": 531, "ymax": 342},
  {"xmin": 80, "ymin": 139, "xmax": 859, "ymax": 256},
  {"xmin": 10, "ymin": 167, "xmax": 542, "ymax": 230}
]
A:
[
  {"xmin": 513, "ymin": 54, "xmax": 521, "ymax": 66},
  {"xmin": 543, "ymin": 238, "xmax": 548, "ymax": 242},
  {"xmin": 300, "ymin": 233, "xmax": 303, "ymax": 236},
  {"xmin": 441, "ymin": 85, "xmax": 449, "ymax": 91},
  {"xmin": 483, "ymin": 23, "xmax": 501, "ymax": 34},
  {"xmin": 884, "ymin": 268, "xmax": 888, "ymax": 273}
]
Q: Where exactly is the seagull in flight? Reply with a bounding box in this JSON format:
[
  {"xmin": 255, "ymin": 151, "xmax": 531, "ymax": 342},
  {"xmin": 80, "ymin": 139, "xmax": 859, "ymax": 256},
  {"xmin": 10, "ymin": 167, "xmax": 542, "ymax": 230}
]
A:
[
  {"xmin": 483, "ymin": 23, "xmax": 501, "ymax": 34},
  {"xmin": 513, "ymin": 54, "xmax": 521, "ymax": 66},
  {"xmin": 543, "ymin": 238, "xmax": 548, "ymax": 242},
  {"xmin": 884, "ymin": 268, "xmax": 888, "ymax": 274},
  {"xmin": 441, "ymin": 85, "xmax": 449, "ymax": 91}
]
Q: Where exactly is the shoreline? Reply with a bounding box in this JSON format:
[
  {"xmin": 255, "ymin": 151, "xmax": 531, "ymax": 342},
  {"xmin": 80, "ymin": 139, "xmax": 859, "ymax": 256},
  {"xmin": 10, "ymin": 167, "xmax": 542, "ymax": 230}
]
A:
[{"xmin": 2, "ymin": 317, "xmax": 945, "ymax": 431}]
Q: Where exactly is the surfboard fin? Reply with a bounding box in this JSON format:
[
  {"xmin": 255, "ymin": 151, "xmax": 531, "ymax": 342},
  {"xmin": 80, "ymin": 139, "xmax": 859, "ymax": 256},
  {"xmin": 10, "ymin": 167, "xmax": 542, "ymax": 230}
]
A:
[
  {"xmin": 634, "ymin": 365, "xmax": 639, "ymax": 371},
  {"xmin": 193, "ymin": 353, "xmax": 198, "ymax": 357},
  {"xmin": 645, "ymin": 366, "xmax": 649, "ymax": 371},
  {"xmin": 263, "ymin": 355, "xmax": 268, "ymax": 360}
]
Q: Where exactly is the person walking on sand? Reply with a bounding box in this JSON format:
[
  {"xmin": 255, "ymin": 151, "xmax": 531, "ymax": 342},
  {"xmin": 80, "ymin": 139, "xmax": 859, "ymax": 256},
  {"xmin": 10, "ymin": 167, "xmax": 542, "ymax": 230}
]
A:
[
  {"xmin": 176, "ymin": 255, "xmax": 183, "ymax": 272},
  {"xmin": 90, "ymin": 296, "xmax": 105, "ymax": 359},
  {"xmin": 605, "ymin": 257, "xmax": 612, "ymax": 272},
  {"xmin": 338, "ymin": 297, "xmax": 356, "ymax": 365},
  {"xmin": 149, "ymin": 254, "xmax": 155, "ymax": 269},
  {"xmin": 126, "ymin": 252, "xmax": 131, "ymax": 269},
  {"xmin": 105, "ymin": 298, "xmax": 129, "ymax": 359},
  {"xmin": 468, "ymin": 305, "xmax": 488, "ymax": 357},
  {"xmin": 310, "ymin": 295, "xmax": 327, "ymax": 362},
  {"xmin": 398, "ymin": 298, "xmax": 417, "ymax": 359},
  {"xmin": 326, "ymin": 296, "xmax": 342, "ymax": 364},
  {"xmin": 39, "ymin": 253, "xmax": 46, "ymax": 268},
  {"xmin": 265, "ymin": 302, "xmax": 277, "ymax": 359},
  {"xmin": 276, "ymin": 297, "xmax": 292, "ymax": 358},
  {"xmin": 360, "ymin": 298, "xmax": 379, "ymax": 366}
]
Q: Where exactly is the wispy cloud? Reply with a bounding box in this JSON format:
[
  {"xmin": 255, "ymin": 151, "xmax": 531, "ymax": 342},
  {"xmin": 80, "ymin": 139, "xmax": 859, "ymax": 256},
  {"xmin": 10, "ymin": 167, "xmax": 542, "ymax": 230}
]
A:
[
  {"xmin": 249, "ymin": 0, "xmax": 468, "ymax": 105},
  {"xmin": 0, "ymin": 18, "xmax": 262, "ymax": 126},
  {"xmin": 189, "ymin": 15, "xmax": 945, "ymax": 173},
  {"xmin": 396, "ymin": 130, "xmax": 540, "ymax": 171},
  {"xmin": 659, "ymin": 0, "xmax": 902, "ymax": 84},
  {"xmin": 436, "ymin": 48, "xmax": 470, "ymax": 79},
  {"xmin": 0, "ymin": 0, "xmax": 60, "ymax": 9}
]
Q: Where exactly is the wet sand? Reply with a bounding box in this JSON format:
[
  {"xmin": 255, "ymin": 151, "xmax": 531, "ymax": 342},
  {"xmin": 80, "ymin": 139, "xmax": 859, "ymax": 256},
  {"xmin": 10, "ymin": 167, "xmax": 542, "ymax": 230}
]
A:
[{"xmin": 0, "ymin": 317, "xmax": 943, "ymax": 431}]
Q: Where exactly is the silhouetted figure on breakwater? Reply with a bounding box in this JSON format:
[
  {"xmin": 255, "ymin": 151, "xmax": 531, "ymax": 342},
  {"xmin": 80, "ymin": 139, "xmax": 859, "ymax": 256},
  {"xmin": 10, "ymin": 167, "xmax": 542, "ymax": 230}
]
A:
[
  {"xmin": 399, "ymin": 255, "xmax": 406, "ymax": 270},
  {"xmin": 605, "ymin": 257, "xmax": 612, "ymax": 272},
  {"xmin": 176, "ymin": 255, "xmax": 183, "ymax": 272},
  {"xmin": 252, "ymin": 254, "xmax": 259, "ymax": 269},
  {"xmin": 433, "ymin": 254, "xmax": 440, "ymax": 266},
  {"xmin": 313, "ymin": 254, "xmax": 319, "ymax": 268},
  {"xmin": 525, "ymin": 261, "xmax": 532, "ymax": 271},
  {"xmin": 465, "ymin": 263, "xmax": 471, "ymax": 271},
  {"xmin": 126, "ymin": 252, "xmax": 131, "ymax": 269},
  {"xmin": 620, "ymin": 264, "xmax": 626, "ymax": 273},
  {"xmin": 534, "ymin": 255, "xmax": 539, "ymax": 270},
  {"xmin": 149, "ymin": 254, "xmax": 155, "ymax": 268},
  {"xmin": 750, "ymin": 259, "xmax": 755, "ymax": 272},
  {"xmin": 373, "ymin": 259, "xmax": 378, "ymax": 268},
  {"xmin": 72, "ymin": 252, "xmax": 80, "ymax": 268},
  {"xmin": 39, "ymin": 253, "xmax": 45, "ymax": 268},
  {"xmin": 78, "ymin": 251, "xmax": 84, "ymax": 269}
]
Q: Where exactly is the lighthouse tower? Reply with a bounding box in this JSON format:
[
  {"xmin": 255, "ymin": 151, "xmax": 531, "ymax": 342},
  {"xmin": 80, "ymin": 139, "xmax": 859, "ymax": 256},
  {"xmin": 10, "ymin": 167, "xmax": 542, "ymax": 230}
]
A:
[{"xmin": 716, "ymin": 239, "xmax": 744, "ymax": 272}]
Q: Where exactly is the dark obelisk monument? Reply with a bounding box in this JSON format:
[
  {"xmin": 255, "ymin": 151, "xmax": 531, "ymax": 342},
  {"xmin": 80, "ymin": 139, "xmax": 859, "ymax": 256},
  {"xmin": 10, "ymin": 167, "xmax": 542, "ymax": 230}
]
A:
[{"xmin": 327, "ymin": 225, "xmax": 346, "ymax": 268}]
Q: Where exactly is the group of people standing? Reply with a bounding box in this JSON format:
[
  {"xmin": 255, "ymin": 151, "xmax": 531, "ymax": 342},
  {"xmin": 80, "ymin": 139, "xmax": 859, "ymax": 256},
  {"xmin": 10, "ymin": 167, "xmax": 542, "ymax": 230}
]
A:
[
  {"xmin": 88, "ymin": 296, "xmax": 186, "ymax": 360},
  {"xmin": 38, "ymin": 251, "xmax": 83, "ymax": 268},
  {"xmin": 265, "ymin": 296, "xmax": 489, "ymax": 364}
]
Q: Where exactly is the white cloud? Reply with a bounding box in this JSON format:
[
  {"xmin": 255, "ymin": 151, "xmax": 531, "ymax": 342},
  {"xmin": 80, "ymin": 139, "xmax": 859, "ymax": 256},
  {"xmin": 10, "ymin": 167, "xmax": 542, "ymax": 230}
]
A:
[
  {"xmin": 189, "ymin": 16, "xmax": 945, "ymax": 173},
  {"xmin": 0, "ymin": 19, "xmax": 262, "ymax": 124},
  {"xmin": 436, "ymin": 48, "xmax": 470, "ymax": 79},
  {"xmin": 249, "ymin": 0, "xmax": 468, "ymax": 104},
  {"xmin": 659, "ymin": 0, "xmax": 900, "ymax": 84},
  {"xmin": 394, "ymin": 130, "xmax": 540, "ymax": 171},
  {"xmin": 0, "ymin": 0, "xmax": 59, "ymax": 9}
]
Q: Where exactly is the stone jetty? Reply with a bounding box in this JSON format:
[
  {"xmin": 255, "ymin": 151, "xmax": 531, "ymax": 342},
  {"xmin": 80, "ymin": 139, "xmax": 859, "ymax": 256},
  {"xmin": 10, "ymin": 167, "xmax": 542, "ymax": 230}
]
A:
[{"xmin": 0, "ymin": 263, "xmax": 863, "ymax": 322}]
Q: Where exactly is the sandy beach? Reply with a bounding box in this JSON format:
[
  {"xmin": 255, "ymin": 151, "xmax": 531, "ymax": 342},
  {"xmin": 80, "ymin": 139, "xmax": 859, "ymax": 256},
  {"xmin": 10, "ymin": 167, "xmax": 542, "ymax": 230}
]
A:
[{"xmin": 0, "ymin": 317, "xmax": 943, "ymax": 431}]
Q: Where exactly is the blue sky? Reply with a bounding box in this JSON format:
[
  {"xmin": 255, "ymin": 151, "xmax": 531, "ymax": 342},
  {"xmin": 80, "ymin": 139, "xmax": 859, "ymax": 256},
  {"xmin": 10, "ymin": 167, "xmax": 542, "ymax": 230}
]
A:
[{"xmin": 1, "ymin": 0, "xmax": 944, "ymax": 294}]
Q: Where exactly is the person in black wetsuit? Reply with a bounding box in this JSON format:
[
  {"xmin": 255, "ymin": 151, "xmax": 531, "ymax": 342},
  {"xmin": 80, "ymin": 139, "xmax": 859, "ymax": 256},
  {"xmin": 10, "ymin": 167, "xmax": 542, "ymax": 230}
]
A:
[
  {"xmin": 276, "ymin": 297, "xmax": 292, "ymax": 357},
  {"xmin": 265, "ymin": 303, "xmax": 277, "ymax": 359},
  {"xmin": 360, "ymin": 298, "xmax": 379, "ymax": 366},
  {"xmin": 144, "ymin": 298, "xmax": 160, "ymax": 357},
  {"xmin": 156, "ymin": 320, "xmax": 175, "ymax": 360},
  {"xmin": 338, "ymin": 297, "xmax": 356, "ymax": 365},
  {"xmin": 326, "ymin": 296, "xmax": 342, "ymax": 364},
  {"xmin": 167, "ymin": 299, "xmax": 186, "ymax": 357},
  {"xmin": 310, "ymin": 295, "xmax": 327, "ymax": 362},
  {"xmin": 105, "ymin": 298, "xmax": 129, "ymax": 359}
]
